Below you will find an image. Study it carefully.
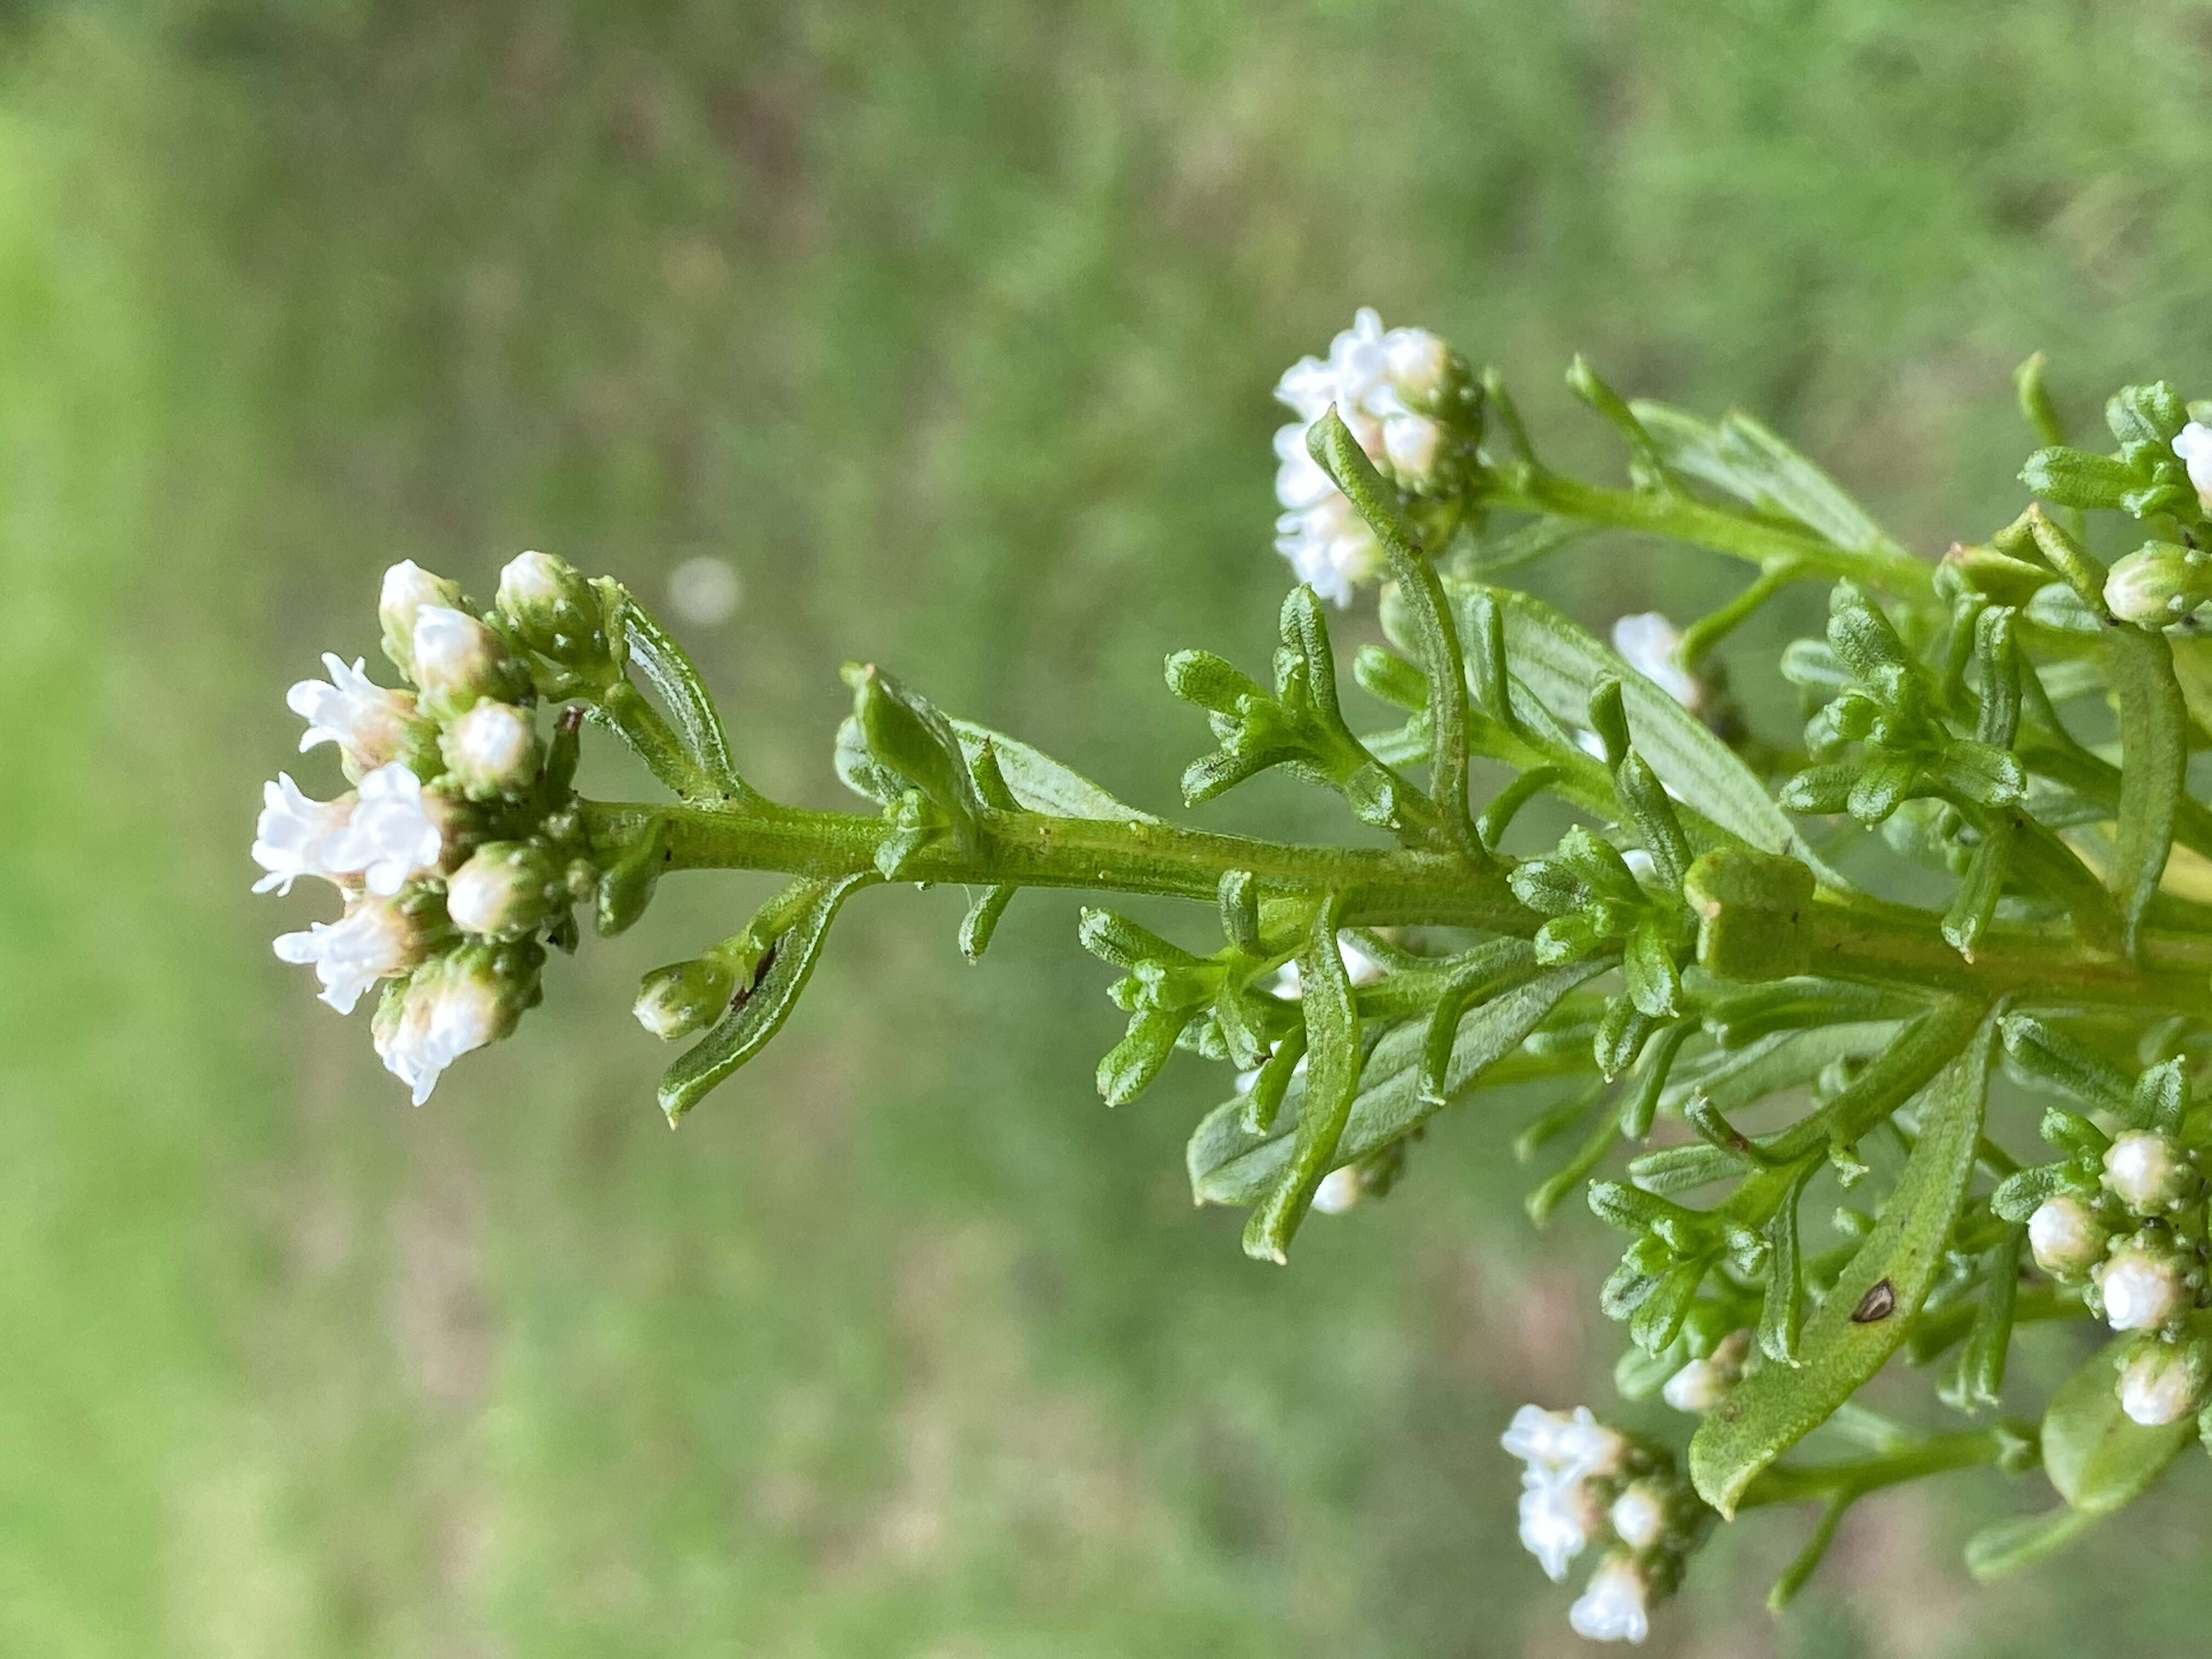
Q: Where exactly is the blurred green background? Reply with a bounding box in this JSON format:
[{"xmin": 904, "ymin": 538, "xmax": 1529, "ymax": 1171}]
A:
[{"xmin": 8, "ymin": 2, "xmax": 2212, "ymax": 1653}]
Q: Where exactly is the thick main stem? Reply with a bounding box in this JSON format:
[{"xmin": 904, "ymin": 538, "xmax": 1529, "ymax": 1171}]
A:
[{"xmin": 580, "ymin": 797, "xmax": 2212, "ymax": 1011}]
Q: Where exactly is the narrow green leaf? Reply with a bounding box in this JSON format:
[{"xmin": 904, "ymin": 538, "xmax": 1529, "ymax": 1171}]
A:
[
  {"xmin": 949, "ymin": 720, "xmax": 1156, "ymax": 822},
  {"xmin": 659, "ymin": 872, "xmax": 875, "ymax": 1121},
  {"xmin": 1189, "ymin": 954, "xmax": 1596, "ymax": 1206},
  {"xmin": 1483, "ymin": 587, "xmax": 1853, "ymax": 888},
  {"xmin": 1966, "ymin": 1506, "xmax": 2100, "ymax": 1583},
  {"xmin": 1098, "ymin": 1008, "xmax": 1190, "ymax": 1106},
  {"xmin": 1767, "ymin": 1496, "xmax": 1850, "ymax": 1611},
  {"xmin": 1759, "ymin": 1165, "xmax": 1813, "ymax": 1363},
  {"xmin": 957, "ymin": 884, "xmax": 1015, "ymax": 963},
  {"xmin": 1243, "ymin": 894, "xmax": 1361, "ymax": 1262},
  {"xmin": 620, "ymin": 597, "xmax": 746, "ymax": 797},
  {"xmin": 2107, "ymin": 623, "xmax": 2186, "ymax": 960},
  {"xmin": 2042, "ymin": 1336, "xmax": 2199, "ymax": 1514},
  {"xmin": 1308, "ymin": 410, "xmax": 1480, "ymax": 856},
  {"xmin": 1632, "ymin": 400, "xmax": 1898, "ymax": 556},
  {"xmin": 1689, "ymin": 1016, "xmax": 1993, "ymax": 1514}
]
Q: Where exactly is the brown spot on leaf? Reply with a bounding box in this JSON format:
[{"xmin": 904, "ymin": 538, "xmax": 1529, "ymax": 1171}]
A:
[{"xmin": 1850, "ymin": 1278, "xmax": 1897, "ymax": 1323}]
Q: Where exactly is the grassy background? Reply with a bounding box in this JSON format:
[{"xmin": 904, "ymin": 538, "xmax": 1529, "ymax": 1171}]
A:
[{"xmin": 7, "ymin": 2, "xmax": 2212, "ymax": 1652}]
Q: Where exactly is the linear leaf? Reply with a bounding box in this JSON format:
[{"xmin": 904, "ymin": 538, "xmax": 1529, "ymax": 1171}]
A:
[
  {"xmin": 1689, "ymin": 1014, "xmax": 1993, "ymax": 1514},
  {"xmin": 950, "ymin": 720, "xmax": 1156, "ymax": 822},
  {"xmin": 1189, "ymin": 954, "xmax": 1601, "ymax": 1206},
  {"xmin": 1243, "ymin": 895, "xmax": 1362, "ymax": 1262},
  {"xmin": 658, "ymin": 871, "xmax": 875, "ymax": 1121},
  {"xmin": 620, "ymin": 599, "xmax": 743, "ymax": 794},
  {"xmin": 2107, "ymin": 624, "xmax": 2186, "ymax": 960},
  {"xmin": 1630, "ymin": 402, "xmax": 1899, "ymax": 557}
]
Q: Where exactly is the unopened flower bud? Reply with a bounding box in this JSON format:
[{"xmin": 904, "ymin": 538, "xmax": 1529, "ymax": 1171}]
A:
[
  {"xmin": 634, "ymin": 956, "xmax": 739, "ymax": 1040},
  {"xmin": 1313, "ymin": 1165, "xmax": 1363, "ymax": 1214},
  {"xmin": 1382, "ymin": 411, "xmax": 1444, "ymax": 484},
  {"xmin": 379, "ymin": 561, "xmax": 464, "ymax": 679},
  {"xmin": 1612, "ymin": 613, "xmax": 1704, "ymax": 713},
  {"xmin": 445, "ymin": 840, "xmax": 566, "ymax": 940},
  {"xmin": 2103, "ymin": 542, "xmax": 2212, "ymax": 627},
  {"xmin": 1661, "ymin": 1328, "xmax": 1750, "ymax": 1414},
  {"xmin": 441, "ymin": 700, "xmax": 541, "ymax": 798},
  {"xmin": 2028, "ymin": 1192, "xmax": 2111, "ymax": 1279},
  {"xmin": 2096, "ymin": 1242, "xmax": 2194, "ymax": 1331},
  {"xmin": 1383, "ymin": 326, "xmax": 1453, "ymax": 407},
  {"xmin": 371, "ymin": 941, "xmax": 538, "ymax": 1105},
  {"xmin": 410, "ymin": 605, "xmax": 528, "ymax": 714},
  {"xmin": 1607, "ymin": 1482, "xmax": 1668, "ymax": 1553},
  {"xmin": 495, "ymin": 550, "xmax": 612, "ymax": 675},
  {"xmin": 2119, "ymin": 1336, "xmax": 2212, "ymax": 1426},
  {"xmin": 2103, "ymin": 1131, "xmax": 2201, "ymax": 1215}
]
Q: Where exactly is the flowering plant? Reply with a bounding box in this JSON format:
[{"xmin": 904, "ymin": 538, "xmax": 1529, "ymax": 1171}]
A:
[{"xmin": 257, "ymin": 312, "xmax": 2212, "ymax": 1640}]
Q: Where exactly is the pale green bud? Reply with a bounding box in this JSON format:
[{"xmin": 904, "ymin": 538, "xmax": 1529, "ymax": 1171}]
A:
[
  {"xmin": 633, "ymin": 956, "xmax": 739, "ymax": 1041},
  {"xmin": 2119, "ymin": 1335, "xmax": 2212, "ymax": 1426},
  {"xmin": 2103, "ymin": 1130, "xmax": 2201, "ymax": 1215},
  {"xmin": 495, "ymin": 550, "xmax": 612, "ymax": 676},
  {"xmin": 411, "ymin": 605, "xmax": 529, "ymax": 715},
  {"xmin": 440, "ymin": 699, "xmax": 541, "ymax": 798},
  {"xmin": 379, "ymin": 561, "xmax": 464, "ymax": 679},
  {"xmin": 2028, "ymin": 1192, "xmax": 2109, "ymax": 1279},
  {"xmin": 445, "ymin": 840, "xmax": 566, "ymax": 940},
  {"xmin": 2103, "ymin": 541, "xmax": 2212, "ymax": 627}
]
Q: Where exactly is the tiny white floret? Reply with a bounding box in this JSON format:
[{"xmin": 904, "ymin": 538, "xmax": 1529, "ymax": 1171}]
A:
[
  {"xmin": 1611, "ymin": 613, "xmax": 1703, "ymax": 713},
  {"xmin": 287, "ymin": 653, "xmax": 421, "ymax": 774},
  {"xmin": 325, "ymin": 761, "xmax": 447, "ymax": 897},
  {"xmin": 1501, "ymin": 1404, "xmax": 1626, "ymax": 1482},
  {"xmin": 373, "ymin": 956, "xmax": 508, "ymax": 1105},
  {"xmin": 2173, "ymin": 422, "xmax": 2212, "ymax": 511},
  {"xmin": 444, "ymin": 700, "xmax": 538, "ymax": 796},
  {"xmin": 1607, "ymin": 1483, "xmax": 1667, "ymax": 1553},
  {"xmin": 273, "ymin": 895, "xmax": 425, "ymax": 1013},
  {"xmin": 252, "ymin": 774, "xmax": 356, "ymax": 894},
  {"xmin": 1517, "ymin": 1475, "xmax": 1596, "ymax": 1582},
  {"xmin": 1568, "ymin": 1555, "xmax": 1652, "ymax": 1645},
  {"xmin": 2028, "ymin": 1193, "xmax": 2108, "ymax": 1279}
]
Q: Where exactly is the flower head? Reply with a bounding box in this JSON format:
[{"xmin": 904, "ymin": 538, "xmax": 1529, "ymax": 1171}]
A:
[
  {"xmin": 411, "ymin": 605, "xmax": 521, "ymax": 715},
  {"xmin": 379, "ymin": 560, "xmax": 464, "ymax": 679},
  {"xmin": 1502, "ymin": 1404, "xmax": 1627, "ymax": 1483},
  {"xmin": 274, "ymin": 894, "xmax": 430, "ymax": 1013},
  {"xmin": 325, "ymin": 761, "xmax": 449, "ymax": 897},
  {"xmin": 2096, "ymin": 1242, "xmax": 2192, "ymax": 1332},
  {"xmin": 2028, "ymin": 1193, "xmax": 2111, "ymax": 1280},
  {"xmin": 1568, "ymin": 1555, "xmax": 1652, "ymax": 1645},
  {"xmin": 2172, "ymin": 422, "xmax": 2212, "ymax": 512},
  {"xmin": 252, "ymin": 774, "xmax": 356, "ymax": 894},
  {"xmin": 1518, "ymin": 1473, "xmax": 1599, "ymax": 1582},
  {"xmin": 287, "ymin": 654, "xmax": 427, "ymax": 778},
  {"xmin": 442, "ymin": 699, "xmax": 540, "ymax": 798},
  {"xmin": 2118, "ymin": 1336, "xmax": 2211, "ymax": 1427},
  {"xmin": 1611, "ymin": 614, "xmax": 1704, "ymax": 713},
  {"xmin": 372, "ymin": 947, "xmax": 531, "ymax": 1105}
]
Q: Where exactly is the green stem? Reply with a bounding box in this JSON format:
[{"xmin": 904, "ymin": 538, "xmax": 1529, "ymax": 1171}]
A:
[
  {"xmin": 580, "ymin": 797, "xmax": 2212, "ymax": 1013},
  {"xmin": 1736, "ymin": 1423, "xmax": 2028, "ymax": 1510},
  {"xmin": 1481, "ymin": 467, "xmax": 1936, "ymax": 598}
]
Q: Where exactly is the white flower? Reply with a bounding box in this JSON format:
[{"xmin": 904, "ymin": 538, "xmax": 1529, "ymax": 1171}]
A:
[
  {"xmin": 1502, "ymin": 1404, "xmax": 1627, "ymax": 1483},
  {"xmin": 1518, "ymin": 1474, "xmax": 1596, "ymax": 1582},
  {"xmin": 1661, "ymin": 1329, "xmax": 1750, "ymax": 1414},
  {"xmin": 273, "ymin": 895, "xmax": 425, "ymax": 1013},
  {"xmin": 2103, "ymin": 1131, "xmax": 2198, "ymax": 1214},
  {"xmin": 2096, "ymin": 1244, "xmax": 2191, "ymax": 1331},
  {"xmin": 411, "ymin": 605, "xmax": 507, "ymax": 707},
  {"xmin": 287, "ymin": 653, "xmax": 422, "ymax": 775},
  {"xmin": 1313, "ymin": 1166, "xmax": 1363, "ymax": 1214},
  {"xmin": 1611, "ymin": 614, "xmax": 1703, "ymax": 713},
  {"xmin": 1272, "ymin": 934, "xmax": 1386, "ymax": 999},
  {"xmin": 379, "ymin": 560, "xmax": 463, "ymax": 676},
  {"xmin": 2172, "ymin": 422, "xmax": 2212, "ymax": 511},
  {"xmin": 1608, "ymin": 1483, "xmax": 1667, "ymax": 1553},
  {"xmin": 1383, "ymin": 326, "xmax": 1452, "ymax": 405},
  {"xmin": 325, "ymin": 761, "xmax": 447, "ymax": 898},
  {"xmin": 442, "ymin": 700, "xmax": 539, "ymax": 797},
  {"xmin": 1568, "ymin": 1555, "xmax": 1652, "ymax": 1644},
  {"xmin": 2118, "ymin": 1339, "xmax": 2209, "ymax": 1426},
  {"xmin": 1382, "ymin": 411, "xmax": 1443, "ymax": 481},
  {"xmin": 2028, "ymin": 1193, "xmax": 2109, "ymax": 1279},
  {"xmin": 373, "ymin": 955, "xmax": 509, "ymax": 1105},
  {"xmin": 1274, "ymin": 494, "xmax": 1385, "ymax": 606},
  {"xmin": 252, "ymin": 774, "xmax": 356, "ymax": 894}
]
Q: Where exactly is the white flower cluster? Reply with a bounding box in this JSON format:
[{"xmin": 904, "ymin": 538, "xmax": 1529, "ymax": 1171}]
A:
[
  {"xmin": 1271, "ymin": 308, "xmax": 1473, "ymax": 606},
  {"xmin": 255, "ymin": 555, "xmax": 605, "ymax": 1103},
  {"xmin": 1501, "ymin": 1405, "xmax": 1694, "ymax": 1645},
  {"xmin": 2024, "ymin": 1126, "xmax": 2210, "ymax": 1425}
]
